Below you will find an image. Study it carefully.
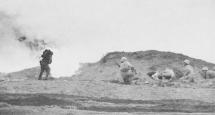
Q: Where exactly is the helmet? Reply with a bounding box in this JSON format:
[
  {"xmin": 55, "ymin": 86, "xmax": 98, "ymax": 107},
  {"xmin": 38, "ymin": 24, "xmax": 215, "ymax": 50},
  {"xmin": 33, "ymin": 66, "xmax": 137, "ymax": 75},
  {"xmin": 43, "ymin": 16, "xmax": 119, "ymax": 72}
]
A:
[
  {"xmin": 120, "ymin": 57, "xmax": 128, "ymax": 63},
  {"xmin": 202, "ymin": 66, "xmax": 208, "ymax": 71},
  {"xmin": 184, "ymin": 59, "xmax": 190, "ymax": 65}
]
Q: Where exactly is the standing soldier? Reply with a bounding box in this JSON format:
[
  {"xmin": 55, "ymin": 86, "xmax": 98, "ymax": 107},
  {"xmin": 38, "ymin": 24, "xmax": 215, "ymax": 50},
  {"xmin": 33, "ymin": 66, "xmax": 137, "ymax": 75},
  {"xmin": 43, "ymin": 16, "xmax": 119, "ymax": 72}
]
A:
[
  {"xmin": 119, "ymin": 57, "xmax": 136, "ymax": 84},
  {"xmin": 38, "ymin": 49, "xmax": 53, "ymax": 80}
]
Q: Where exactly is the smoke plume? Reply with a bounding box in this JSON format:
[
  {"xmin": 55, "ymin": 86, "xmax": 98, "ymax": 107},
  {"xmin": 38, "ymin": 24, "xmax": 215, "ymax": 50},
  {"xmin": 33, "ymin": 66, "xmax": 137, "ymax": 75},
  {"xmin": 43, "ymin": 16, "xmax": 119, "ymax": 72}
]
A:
[
  {"xmin": 0, "ymin": 11, "xmax": 84, "ymax": 78},
  {"xmin": 0, "ymin": 11, "xmax": 55, "ymax": 74},
  {"xmin": 0, "ymin": 11, "xmax": 51, "ymax": 51}
]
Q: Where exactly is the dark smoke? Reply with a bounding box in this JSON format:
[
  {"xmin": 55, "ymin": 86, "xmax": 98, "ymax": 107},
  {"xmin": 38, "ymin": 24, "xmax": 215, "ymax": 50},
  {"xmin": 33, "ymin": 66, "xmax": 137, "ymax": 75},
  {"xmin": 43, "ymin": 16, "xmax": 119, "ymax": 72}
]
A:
[
  {"xmin": 18, "ymin": 36, "xmax": 47, "ymax": 51},
  {"xmin": 0, "ymin": 11, "xmax": 56, "ymax": 74},
  {"xmin": 0, "ymin": 11, "xmax": 50, "ymax": 52}
]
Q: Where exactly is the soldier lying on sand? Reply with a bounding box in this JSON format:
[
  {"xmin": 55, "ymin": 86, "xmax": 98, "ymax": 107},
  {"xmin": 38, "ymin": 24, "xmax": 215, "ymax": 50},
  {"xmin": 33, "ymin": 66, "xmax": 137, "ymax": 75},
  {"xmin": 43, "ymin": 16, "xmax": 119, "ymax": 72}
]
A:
[
  {"xmin": 202, "ymin": 66, "xmax": 215, "ymax": 79},
  {"xmin": 149, "ymin": 68, "xmax": 175, "ymax": 81}
]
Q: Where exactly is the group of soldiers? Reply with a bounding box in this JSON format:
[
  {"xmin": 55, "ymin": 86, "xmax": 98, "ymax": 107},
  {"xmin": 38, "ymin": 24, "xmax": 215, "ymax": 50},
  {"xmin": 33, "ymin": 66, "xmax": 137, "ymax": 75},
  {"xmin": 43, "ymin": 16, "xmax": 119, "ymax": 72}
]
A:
[
  {"xmin": 118, "ymin": 56, "xmax": 215, "ymax": 84},
  {"xmin": 38, "ymin": 49, "xmax": 215, "ymax": 83}
]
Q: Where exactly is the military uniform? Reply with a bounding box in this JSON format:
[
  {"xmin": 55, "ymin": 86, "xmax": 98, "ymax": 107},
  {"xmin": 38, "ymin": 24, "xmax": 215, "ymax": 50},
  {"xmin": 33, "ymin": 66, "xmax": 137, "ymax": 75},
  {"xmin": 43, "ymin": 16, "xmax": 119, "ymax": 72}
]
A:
[
  {"xmin": 202, "ymin": 67, "xmax": 215, "ymax": 79},
  {"xmin": 38, "ymin": 49, "xmax": 53, "ymax": 80},
  {"xmin": 119, "ymin": 57, "xmax": 135, "ymax": 84},
  {"xmin": 152, "ymin": 68, "xmax": 175, "ymax": 81},
  {"xmin": 180, "ymin": 59, "xmax": 194, "ymax": 82}
]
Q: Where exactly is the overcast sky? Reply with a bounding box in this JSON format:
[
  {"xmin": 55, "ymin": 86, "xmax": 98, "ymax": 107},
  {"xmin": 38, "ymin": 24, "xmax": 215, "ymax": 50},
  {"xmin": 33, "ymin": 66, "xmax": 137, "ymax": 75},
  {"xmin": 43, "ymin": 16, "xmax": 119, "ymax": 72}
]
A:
[{"xmin": 0, "ymin": 0, "xmax": 215, "ymax": 77}]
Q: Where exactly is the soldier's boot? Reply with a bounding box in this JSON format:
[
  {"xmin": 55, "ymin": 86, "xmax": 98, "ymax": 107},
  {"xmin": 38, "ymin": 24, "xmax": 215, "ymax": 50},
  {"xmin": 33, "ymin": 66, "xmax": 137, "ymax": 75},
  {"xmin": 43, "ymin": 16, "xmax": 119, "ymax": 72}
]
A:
[
  {"xmin": 123, "ymin": 77, "xmax": 131, "ymax": 84},
  {"xmin": 38, "ymin": 69, "xmax": 44, "ymax": 80},
  {"xmin": 123, "ymin": 77, "xmax": 128, "ymax": 84},
  {"xmin": 44, "ymin": 72, "xmax": 49, "ymax": 80},
  {"xmin": 44, "ymin": 67, "xmax": 50, "ymax": 80}
]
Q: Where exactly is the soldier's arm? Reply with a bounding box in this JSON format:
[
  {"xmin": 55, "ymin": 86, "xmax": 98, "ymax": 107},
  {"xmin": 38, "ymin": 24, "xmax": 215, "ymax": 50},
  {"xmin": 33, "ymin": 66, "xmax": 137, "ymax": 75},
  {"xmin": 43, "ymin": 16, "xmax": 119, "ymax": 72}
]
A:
[
  {"xmin": 131, "ymin": 66, "xmax": 137, "ymax": 74},
  {"xmin": 184, "ymin": 70, "xmax": 190, "ymax": 76}
]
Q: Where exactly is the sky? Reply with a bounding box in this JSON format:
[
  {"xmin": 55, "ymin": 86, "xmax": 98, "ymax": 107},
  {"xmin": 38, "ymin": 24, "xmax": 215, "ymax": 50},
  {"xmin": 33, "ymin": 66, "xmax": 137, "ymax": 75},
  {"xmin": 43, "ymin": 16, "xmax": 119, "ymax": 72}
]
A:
[{"xmin": 0, "ymin": 0, "xmax": 215, "ymax": 77}]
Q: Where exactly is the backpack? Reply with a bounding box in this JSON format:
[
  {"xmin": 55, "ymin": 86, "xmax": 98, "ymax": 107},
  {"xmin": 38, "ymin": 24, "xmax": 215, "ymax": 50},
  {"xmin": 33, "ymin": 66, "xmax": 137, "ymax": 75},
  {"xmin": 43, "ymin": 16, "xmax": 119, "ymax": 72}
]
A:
[
  {"xmin": 120, "ymin": 62, "xmax": 132, "ymax": 72},
  {"xmin": 41, "ymin": 49, "xmax": 53, "ymax": 64}
]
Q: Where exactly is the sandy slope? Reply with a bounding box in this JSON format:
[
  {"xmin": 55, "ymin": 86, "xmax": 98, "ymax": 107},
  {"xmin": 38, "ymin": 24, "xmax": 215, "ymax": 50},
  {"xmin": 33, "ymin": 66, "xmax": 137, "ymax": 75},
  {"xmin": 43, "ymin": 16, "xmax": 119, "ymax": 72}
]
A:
[
  {"xmin": 1, "ymin": 50, "xmax": 215, "ymax": 114},
  {"xmin": 1, "ymin": 79, "xmax": 215, "ymax": 115}
]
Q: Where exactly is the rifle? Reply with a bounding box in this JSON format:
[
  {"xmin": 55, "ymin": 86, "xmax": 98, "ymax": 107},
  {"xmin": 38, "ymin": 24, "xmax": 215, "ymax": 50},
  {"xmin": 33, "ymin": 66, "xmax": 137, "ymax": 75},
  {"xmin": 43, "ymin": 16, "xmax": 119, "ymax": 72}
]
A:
[
  {"xmin": 114, "ymin": 62, "xmax": 120, "ymax": 68},
  {"xmin": 115, "ymin": 62, "xmax": 137, "ymax": 75}
]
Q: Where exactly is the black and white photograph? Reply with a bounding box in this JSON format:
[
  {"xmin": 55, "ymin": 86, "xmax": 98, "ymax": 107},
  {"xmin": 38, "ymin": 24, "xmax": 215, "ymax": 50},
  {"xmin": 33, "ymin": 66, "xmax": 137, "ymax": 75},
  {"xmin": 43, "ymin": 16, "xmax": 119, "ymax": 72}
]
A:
[{"xmin": 0, "ymin": 0, "xmax": 215, "ymax": 115}]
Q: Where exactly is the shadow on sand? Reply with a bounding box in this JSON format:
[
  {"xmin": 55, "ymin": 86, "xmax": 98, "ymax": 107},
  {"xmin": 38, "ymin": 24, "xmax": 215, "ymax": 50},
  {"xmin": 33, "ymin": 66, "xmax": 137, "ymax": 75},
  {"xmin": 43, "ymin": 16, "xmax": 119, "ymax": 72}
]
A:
[{"xmin": 0, "ymin": 93, "xmax": 215, "ymax": 113}]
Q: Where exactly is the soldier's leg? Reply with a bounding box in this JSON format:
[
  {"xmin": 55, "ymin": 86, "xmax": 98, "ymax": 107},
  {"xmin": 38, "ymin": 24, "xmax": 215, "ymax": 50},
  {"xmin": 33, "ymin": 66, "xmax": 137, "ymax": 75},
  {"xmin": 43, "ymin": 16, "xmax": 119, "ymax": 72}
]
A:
[
  {"xmin": 120, "ymin": 72, "xmax": 126, "ymax": 83},
  {"xmin": 122, "ymin": 74, "xmax": 127, "ymax": 84},
  {"xmin": 44, "ymin": 66, "xmax": 50, "ymax": 80},
  {"xmin": 123, "ymin": 77, "xmax": 129, "ymax": 84},
  {"xmin": 127, "ymin": 76, "xmax": 132, "ymax": 84},
  {"xmin": 180, "ymin": 75, "xmax": 187, "ymax": 80},
  {"xmin": 188, "ymin": 75, "xmax": 195, "ymax": 82},
  {"xmin": 38, "ymin": 67, "xmax": 45, "ymax": 80},
  {"xmin": 124, "ymin": 75, "xmax": 131, "ymax": 84},
  {"xmin": 126, "ymin": 70, "xmax": 135, "ymax": 84}
]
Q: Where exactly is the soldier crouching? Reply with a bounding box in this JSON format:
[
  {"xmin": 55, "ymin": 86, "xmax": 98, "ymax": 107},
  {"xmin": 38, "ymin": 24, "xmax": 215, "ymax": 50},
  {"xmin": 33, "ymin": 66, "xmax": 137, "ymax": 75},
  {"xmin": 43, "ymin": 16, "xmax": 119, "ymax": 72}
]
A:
[{"xmin": 119, "ymin": 57, "xmax": 136, "ymax": 84}]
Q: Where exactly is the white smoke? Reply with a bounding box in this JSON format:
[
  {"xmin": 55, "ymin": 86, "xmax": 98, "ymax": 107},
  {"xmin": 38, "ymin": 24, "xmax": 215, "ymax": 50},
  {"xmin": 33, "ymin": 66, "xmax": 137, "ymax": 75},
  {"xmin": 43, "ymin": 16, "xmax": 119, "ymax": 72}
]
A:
[
  {"xmin": 1, "ymin": 0, "xmax": 215, "ymax": 78},
  {"xmin": 0, "ymin": 11, "xmax": 96, "ymax": 78},
  {"xmin": 0, "ymin": 12, "xmax": 35, "ymax": 72},
  {"xmin": 0, "ymin": 12, "xmax": 60, "ymax": 75}
]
